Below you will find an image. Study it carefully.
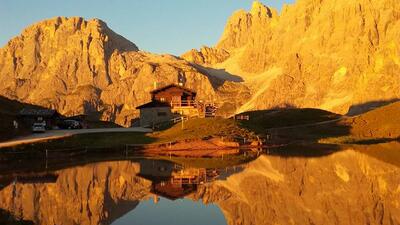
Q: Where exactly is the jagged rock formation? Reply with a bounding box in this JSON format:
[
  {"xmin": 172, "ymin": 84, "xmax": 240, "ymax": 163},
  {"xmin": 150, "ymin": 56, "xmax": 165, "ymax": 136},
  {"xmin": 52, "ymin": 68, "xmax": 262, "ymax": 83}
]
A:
[
  {"xmin": 0, "ymin": 17, "xmax": 248, "ymax": 126},
  {"xmin": 0, "ymin": 161, "xmax": 151, "ymax": 225},
  {"xmin": 1, "ymin": 0, "xmax": 400, "ymax": 126},
  {"xmin": 194, "ymin": 145, "xmax": 400, "ymax": 225},
  {"xmin": 183, "ymin": 0, "xmax": 400, "ymax": 114},
  {"xmin": 181, "ymin": 46, "xmax": 230, "ymax": 65}
]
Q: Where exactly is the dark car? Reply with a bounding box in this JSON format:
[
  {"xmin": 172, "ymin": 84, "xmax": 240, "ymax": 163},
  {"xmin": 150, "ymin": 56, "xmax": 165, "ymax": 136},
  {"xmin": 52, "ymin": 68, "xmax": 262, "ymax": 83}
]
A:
[
  {"xmin": 32, "ymin": 123, "xmax": 46, "ymax": 133},
  {"xmin": 58, "ymin": 120, "xmax": 82, "ymax": 129}
]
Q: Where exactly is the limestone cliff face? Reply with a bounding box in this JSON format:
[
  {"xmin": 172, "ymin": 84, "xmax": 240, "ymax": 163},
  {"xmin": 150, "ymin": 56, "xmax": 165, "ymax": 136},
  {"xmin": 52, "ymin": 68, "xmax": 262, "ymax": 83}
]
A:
[
  {"xmin": 0, "ymin": 17, "xmax": 246, "ymax": 125},
  {"xmin": 0, "ymin": 17, "xmax": 138, "ymax": 100},
  {"xmin": 194, "ymin": 145, "xmax": 400, "ymax": 225},
  {"xmin": 0, "ymin": 161, "xmax": 151, "ymax": 225},
  {"xmin": 181, "ymin": 46, "xmax": 230, "ymax": 65},
  {"xmin": 2, "ymin": 0, "xmax": 399, "ymax": 125},
  {"xmin": 182, "ymin": 0, "xmax": 400, "ymax": 114}
]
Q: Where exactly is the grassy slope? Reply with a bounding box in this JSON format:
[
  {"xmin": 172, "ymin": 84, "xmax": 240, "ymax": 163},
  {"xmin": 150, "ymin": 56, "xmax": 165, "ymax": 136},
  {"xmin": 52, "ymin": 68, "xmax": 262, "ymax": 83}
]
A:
[
  {"xmin": 11, "ymin": 132, "xmax": 155, "ymax": 151},
  {"xmin": 238, "ymin": 108, "xmax": 341, "ymax": 133},
  {"xmin": 4, "ymin": 118, "xmax": 255, "ymax": 150},
  {"xmin": 238, "ymin": 103, "xmax": 400, "ymax": 144},
  {"xmin": 234, "ymin": 108, "xmax": 348, "ymax": 143},
  {"xmin": 152, "ymin": 118, "xmax": 256, "ymax": 143},
  {"xmin": 86, "ymin": 120, "xmax": 122, "ymax": 128},
  {"xmin": 347, "ymin": 101, "xmax": 400, "ymax": 138},
  {"xmin": 321, "ymin": 101, "xmax": 400, "ymax": 144}
]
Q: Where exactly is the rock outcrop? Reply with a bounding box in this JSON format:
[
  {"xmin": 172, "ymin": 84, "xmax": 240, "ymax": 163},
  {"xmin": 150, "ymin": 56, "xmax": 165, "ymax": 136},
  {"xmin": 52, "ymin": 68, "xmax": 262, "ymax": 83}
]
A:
[
  {"xmin": 0, "ymin": 17, "xmax": 248, "ymax": 126},
  {"xmin": 181, "ymin": 46, "xmax": 230, "ymax": 65},
  {"xmin": 182, "ymin": 0, "xmax": 400, "ymax": 115}
]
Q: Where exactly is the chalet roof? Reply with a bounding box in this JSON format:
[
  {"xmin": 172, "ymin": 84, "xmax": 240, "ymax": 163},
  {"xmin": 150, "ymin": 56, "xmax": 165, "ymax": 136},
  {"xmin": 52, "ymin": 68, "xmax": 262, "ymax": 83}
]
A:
[
  {"xmin": 150, "ymin": 84, "xmax": 196, "ymax": 95},
  {"xmin": 18, "ymin": 108, "xmax": 59, "ymax": 117},
  {"xmin": 136, "ymin": 100, "xmax": 171, "ymax": 109}
]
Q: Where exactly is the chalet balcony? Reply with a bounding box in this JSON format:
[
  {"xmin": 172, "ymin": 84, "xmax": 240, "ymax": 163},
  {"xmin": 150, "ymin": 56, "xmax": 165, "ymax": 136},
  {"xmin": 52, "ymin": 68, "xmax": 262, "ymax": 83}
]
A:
[{"xmin": 170, "ymin": 100, "xmax": 198, "ymax": 108}]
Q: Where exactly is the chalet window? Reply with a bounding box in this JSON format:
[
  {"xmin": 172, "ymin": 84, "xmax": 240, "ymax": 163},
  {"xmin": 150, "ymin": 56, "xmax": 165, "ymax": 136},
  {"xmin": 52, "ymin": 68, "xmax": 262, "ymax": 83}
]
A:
[
  {"xmin": 157, "ymin": 112, "xmax": 167, "ymax": 117},
  {"xmin": 160, "ymin": 97, "xmax": 166, "ymax": 102}
]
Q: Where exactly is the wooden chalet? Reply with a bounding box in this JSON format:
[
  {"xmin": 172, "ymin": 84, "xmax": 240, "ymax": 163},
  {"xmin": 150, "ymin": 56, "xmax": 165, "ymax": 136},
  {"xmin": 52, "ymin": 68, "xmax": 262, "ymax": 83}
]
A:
[
  {"xmin": 151, "ymin": 84, "xmax": 197, "ymax": 107},
  {"xmin": 136, "ymin": 84, "xmax": 201, "ymax": 127}
]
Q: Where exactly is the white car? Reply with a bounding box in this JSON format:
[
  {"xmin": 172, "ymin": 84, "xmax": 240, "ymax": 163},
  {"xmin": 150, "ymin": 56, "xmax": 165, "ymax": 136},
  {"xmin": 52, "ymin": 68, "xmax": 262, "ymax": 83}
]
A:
[{"xmin": 32, "ymin": 123, "xmax": 46, "ymax": 133}]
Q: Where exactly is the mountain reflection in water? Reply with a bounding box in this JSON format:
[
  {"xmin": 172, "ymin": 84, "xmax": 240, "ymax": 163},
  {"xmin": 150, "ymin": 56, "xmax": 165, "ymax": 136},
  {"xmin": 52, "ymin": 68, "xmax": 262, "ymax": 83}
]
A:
[{"xmin": 0, "ymin": 142, "xmax": 399, "ymax": 225}]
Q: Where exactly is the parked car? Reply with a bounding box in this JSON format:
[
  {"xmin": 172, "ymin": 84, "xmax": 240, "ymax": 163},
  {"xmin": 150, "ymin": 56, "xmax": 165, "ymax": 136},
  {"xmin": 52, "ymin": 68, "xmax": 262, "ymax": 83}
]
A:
[
  {"xmin": 32, "ymin": 123, "xmax": 46, "ymax": 133},
  {"xmin": 58, "ymin": 120, "xmax": 83, "ymax": 129}
]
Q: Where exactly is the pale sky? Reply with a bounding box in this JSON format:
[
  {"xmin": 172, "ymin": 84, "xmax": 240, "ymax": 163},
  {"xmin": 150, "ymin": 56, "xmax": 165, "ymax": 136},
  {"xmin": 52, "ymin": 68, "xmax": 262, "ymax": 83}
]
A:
[{"xmin": 0, "ymin": 0, "xmax": 295, "ymax": 55}]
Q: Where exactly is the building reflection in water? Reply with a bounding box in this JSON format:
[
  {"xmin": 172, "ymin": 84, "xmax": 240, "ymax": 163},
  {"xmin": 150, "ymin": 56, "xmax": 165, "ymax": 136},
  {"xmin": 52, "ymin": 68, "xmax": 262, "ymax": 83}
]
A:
[{"xmin": 137, "ymin": 159, "xmax": 242, "ymax": 201}]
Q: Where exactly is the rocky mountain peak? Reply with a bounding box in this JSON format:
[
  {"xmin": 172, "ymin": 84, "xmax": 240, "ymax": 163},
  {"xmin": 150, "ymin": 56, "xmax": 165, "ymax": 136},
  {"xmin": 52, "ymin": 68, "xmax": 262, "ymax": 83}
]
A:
[
  {"xmin": 12, "ymin": 16, "xmax": 138, "ymax": 53},
  {"xmin": 215, "ymin": 1, "xmax": 277, "ymax": 51},
  {"xmin": 183, "ymin": 0, "xmax": 400, "ymax": 115},
  {"xmin": 250, "ymin": 1, "xmax": 277, "ymax": 18}
]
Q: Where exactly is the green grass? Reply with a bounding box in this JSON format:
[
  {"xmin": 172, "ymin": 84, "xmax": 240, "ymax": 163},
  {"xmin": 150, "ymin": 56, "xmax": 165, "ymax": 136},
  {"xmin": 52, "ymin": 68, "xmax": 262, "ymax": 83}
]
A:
[
  {"xmin": 86, "ymin": 120, "xmax": 122, "ymax": 128},
  {"xmin": 152, "ymin": 117, "xmax": 256, "ymax": 143},
  {"xmin": 13, "ymin": 132, "xmax": 155, "ymax": 151},
  {"xmin": 233, "ymin": 108, "xmax": 349, "ymax": 143},
  {"xmin": 5, "ymin": 118, "xmax": 256, "ymax": 150},
  {"xmin": 238, "ymin": 108, "xmax": 341, "ymax": 134}
]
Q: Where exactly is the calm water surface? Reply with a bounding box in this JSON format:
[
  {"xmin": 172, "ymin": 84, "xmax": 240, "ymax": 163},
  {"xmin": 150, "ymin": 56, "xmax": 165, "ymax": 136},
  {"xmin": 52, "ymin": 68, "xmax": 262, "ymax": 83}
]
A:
[
  {"xmin": 113, "ymin": 197, "xmax": 226, "ymax": 225},
  {"xmin": 0, "ymin": 142, "xmax": 399, "ymax": 225}
]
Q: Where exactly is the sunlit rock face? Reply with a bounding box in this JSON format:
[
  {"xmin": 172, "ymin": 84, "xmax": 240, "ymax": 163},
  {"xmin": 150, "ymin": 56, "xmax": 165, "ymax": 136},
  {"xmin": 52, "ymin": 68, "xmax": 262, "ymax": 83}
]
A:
[
  {"xmin": 2, "ymin": 0, "xmax": 399, "ymax": 125},
  {"xmin": 182, "ymin": 0, "xmax": 400, "ymax": 114},
  {"xmin": 0, "ymin": 161, "xmax": 151, "ymax": 225},
  {"xmin": 0, "ymin": 17, "xmax": 249, "ymax": 125},
  {"xmin": 195, "ymin": 146, "xmax": 400, "ymax": 225}
]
